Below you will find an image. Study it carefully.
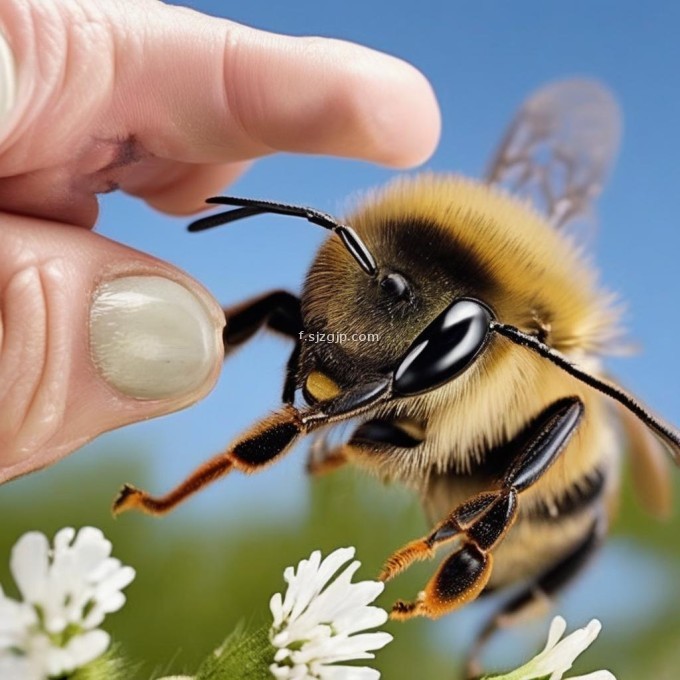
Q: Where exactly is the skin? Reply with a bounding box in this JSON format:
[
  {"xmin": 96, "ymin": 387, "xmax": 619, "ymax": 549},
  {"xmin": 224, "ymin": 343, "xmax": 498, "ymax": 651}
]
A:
[{"xmin": 0, "ymin": 0, "xmax": 440, "ymax": 481}]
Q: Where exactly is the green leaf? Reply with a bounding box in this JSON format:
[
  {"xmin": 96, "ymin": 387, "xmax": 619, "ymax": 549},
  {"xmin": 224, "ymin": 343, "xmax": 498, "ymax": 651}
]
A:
[
  {"xmin": 69, "ymin": 647, "xmax": 139, "ymax": 680},
  {"xmin": 196, "ymin": 625, "xmax": 273, "ymax": 680}
]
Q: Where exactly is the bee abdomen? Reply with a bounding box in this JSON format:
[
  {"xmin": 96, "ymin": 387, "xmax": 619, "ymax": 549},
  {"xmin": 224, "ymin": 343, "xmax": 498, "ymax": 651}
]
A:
[{"xmin": 521, "ymin": 467, "xmax": 607, "ymax": 522}]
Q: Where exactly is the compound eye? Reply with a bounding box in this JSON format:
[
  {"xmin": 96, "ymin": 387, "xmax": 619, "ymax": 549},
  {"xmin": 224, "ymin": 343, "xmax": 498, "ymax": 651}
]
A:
[
  {"xmin": 393, "ymin": 299, "xmax": 492, "ymax": 396},
  {"xmin": 380, "ymin": 272, "xmax": 411, "ymax": 301}
]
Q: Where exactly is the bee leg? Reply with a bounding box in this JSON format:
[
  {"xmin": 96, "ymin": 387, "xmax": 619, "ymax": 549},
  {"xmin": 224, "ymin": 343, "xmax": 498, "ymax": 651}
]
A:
[
  {"xmin": 307, "ymin": 418, "xmax": 425, "ymax": 477},
  {"xmin": 282, "ymin": 340, "xmax": 302, "ymax": 404},
  {"xmin": 391, "ymin": 545, "xmax": 494, "ymax": 620},
  {"xmin": 306, "ymin": 431, "xmax": 348, "ymax": 476},
  {"xmin": 379, "ymin": 491, "xmax": 500, "ymax": 580},
  {"xmin": 389, "ymin": 488, "xmax": 518, "ymax": 620},
  {"xmin": 223, "ymin": 290, "xmax": 302, "ymax": 350},
  {"xmin": 113, "ymin": 404, "xmax": 304, "ymax": 516},
  {"xmin": 113, "ymin": 291, "xmax": 305, "ymax": 513},
  {"xmin": 222, "ymin": 290, "xmax": 303, "ymax": 404},
  {"xmin": 502, "ymin": 397, "xmax": 584, "ymax": 495},
  {"xmin": 380, "ymin": 398, "xmax": 584, "ymax": 581},
  {"xmin": 382, "ymin": 397, "xmax": 585, "ymax": 617},
  {"xmin": 113, "ymin": 379, "xmax": 391, "ymax": 516},
  {"xmin": 223, "ymin": 291, "xmax": 302, "ymax": 403},
  {"xmin": 464, "ymin": 516, "xmax": 606, "ymax": 680}
]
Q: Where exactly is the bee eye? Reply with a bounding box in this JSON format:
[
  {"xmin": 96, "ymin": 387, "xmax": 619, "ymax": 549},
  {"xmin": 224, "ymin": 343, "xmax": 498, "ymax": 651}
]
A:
[
  {"xmin": 380, "ymin": 272, "xmax": 411, "ymax": 300},
  {"xmin": 393, "ymin": 299, "xmax": 492, "ymax": 396}
]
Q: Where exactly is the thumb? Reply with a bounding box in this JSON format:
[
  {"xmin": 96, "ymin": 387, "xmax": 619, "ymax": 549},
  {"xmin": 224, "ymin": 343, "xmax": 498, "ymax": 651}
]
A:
[{"xmin": 0, "ymin": 213, "xmax": 224, "ymax": 482}]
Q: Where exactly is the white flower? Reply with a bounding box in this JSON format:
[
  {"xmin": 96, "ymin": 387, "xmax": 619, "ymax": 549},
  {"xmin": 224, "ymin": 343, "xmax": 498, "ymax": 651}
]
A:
[
  {"xmin": 0, "ymin": 593, "xmax": 48, "ymax": 680},
  {"xmin": 493, "ymin": 615, "xmax": 616, "ymax": 680},
  {"xmin": 269, "ymin": 547, "xmax": 393, "ymax": 680},
  {"xmin": 0, "ymin": 526, "xmax": 135, "ymax": 679}
]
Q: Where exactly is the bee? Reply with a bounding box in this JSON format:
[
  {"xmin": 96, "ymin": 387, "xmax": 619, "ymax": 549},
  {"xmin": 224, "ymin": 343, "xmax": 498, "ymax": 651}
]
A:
[{"xmin": 113, "ymin": 79, "xmax": 680, "ymax": 677}]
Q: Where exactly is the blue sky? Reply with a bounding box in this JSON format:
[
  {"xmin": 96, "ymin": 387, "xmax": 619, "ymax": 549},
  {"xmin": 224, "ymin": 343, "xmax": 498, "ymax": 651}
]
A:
[{"xmin": 79, "ymin": 0, "xmax": 680, "ymax": 666}]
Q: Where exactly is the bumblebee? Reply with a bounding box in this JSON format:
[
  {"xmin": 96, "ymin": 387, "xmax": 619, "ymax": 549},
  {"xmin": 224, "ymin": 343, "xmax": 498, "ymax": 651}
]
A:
[{"xmin": 114, "ymin": 80, "xmax": 680, "ymax": 677}]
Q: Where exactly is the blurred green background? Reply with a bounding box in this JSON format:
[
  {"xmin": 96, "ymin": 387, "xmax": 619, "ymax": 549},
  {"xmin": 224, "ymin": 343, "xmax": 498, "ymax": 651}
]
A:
[{"xmin": 1, "ymin": 443, "xmax": 678, "ymax": 679}]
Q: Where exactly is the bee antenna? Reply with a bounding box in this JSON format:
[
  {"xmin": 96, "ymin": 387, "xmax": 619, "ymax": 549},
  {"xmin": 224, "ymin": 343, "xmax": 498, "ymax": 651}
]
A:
[
  {"xmin": 187, "ymin": 196, "xmax": 377, "ymax": 277},
  {"xmin": 490, "ymin": 321, "xmax": 680, "ymax": 465}
]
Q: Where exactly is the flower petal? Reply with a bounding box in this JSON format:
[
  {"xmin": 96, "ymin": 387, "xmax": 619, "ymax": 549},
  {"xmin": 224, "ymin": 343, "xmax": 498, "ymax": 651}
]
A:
[
  {"xmin": 53, "ymin": 527, "xmax": 76, "ymax": 553},
  {"xmin": 544, "ymin": 619, "xmax": 602, "ymax": 677},
  {"xmin": 71, "ymin": 527, "xmax": 112, "ymax": 576},
  {"xmin": 0, "ymin": 655, "xmax": 45, "ymax": 680},
  {"xmin": 10, "ymin": 532, "xmax": 49, "ymax": 604},
  {"xmin": 318, "ymin": 666, "xmax": 381, "ymax": 680},
  {"xmin": 496, "ymin": 617, "xmax": 612, "ymax": 680},
  {"xmin": 269, "ymin": 547, "xmax": 391, "ymax": 679},
  {"xmin": 543, "ymin": 615, "xmax": 568, "ymax": 653},
  {"xmin": 64, "ymin": 629, "xmax": 111, "ymax": 667},
  {"xmin": 270, "ymin": 592, "xmax": 285, "ymax": 628},
  {"xmin": 333, "ymin": 606, "xmax": 389, "ymax": 636}
]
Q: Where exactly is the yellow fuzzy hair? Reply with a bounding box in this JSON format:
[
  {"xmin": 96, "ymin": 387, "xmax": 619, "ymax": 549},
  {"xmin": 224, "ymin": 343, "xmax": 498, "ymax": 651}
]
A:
[{"xmin": 345, "ymin": 173, "xmax": 622, "ymax": 354}]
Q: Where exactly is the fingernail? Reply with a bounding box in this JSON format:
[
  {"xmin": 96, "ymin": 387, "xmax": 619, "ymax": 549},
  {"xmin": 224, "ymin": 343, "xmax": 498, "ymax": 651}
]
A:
[
  {"xmin": 0, "ymin": 28, "xmax": 17, "ymax": 127},
  {"xmin": 90, "ymin": 276, "xmax": 221, "ymax": 400}
]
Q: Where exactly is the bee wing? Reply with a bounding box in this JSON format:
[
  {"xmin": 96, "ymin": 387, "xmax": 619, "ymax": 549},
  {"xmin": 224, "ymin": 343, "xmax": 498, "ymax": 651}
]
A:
[
  {"xmin": 485, "ymin": 79, "xmax": 622, "ymax": 236},
  {"xmin": 615, "ymin": 399, "xmax": 673, "ymax": 519}
]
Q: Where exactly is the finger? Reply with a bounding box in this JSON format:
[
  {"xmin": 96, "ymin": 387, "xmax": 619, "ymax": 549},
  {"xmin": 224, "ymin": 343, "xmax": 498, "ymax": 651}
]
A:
[
  {"xmin": 120, "ymin": 160, "xmax": 252, "ymax": 216},
  {"xmin": 214, "ymin": 27, "xmax": 441, "ymax": 168},
  {"xmin": 134, "ymin": 8, "xmax": 441, "ymax": 168},
  {"xmin": 0, "ymin": 1, "xmax": 440, "ymax": 222},
  {"xmin": 0, "ymin": 212, "xmax": 225, "ymax": 482}
]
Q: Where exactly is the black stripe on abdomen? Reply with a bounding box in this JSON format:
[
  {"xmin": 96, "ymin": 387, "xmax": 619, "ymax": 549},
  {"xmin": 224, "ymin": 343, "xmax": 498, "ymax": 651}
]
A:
[{"xmin": 522, "ymin": 468, "xmax": 607, "ymax": 522}]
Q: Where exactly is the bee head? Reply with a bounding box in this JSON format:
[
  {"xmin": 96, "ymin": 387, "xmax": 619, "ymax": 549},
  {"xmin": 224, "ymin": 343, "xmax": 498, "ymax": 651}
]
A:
[{"xmin": 186, "ymin": 192, "xmax": 498, "ymax": 391}]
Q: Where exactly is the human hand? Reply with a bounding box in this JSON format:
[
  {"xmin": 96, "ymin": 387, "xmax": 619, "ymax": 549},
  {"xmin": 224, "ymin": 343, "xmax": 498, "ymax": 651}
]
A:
[{"xmin": 0, "ymin": 0, "xmax": 440, "ymax": 482}]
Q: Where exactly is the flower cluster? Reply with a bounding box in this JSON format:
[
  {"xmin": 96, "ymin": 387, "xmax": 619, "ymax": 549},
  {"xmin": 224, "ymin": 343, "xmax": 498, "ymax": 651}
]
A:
[
  {"xmin": 269, "ymin": 547, "xmax": 393, "ymax": 679},
  {"xmin": 492, "ymin": 615, "xmax": 616, "ymax": 680},
  {"xmin": 0, "ymin": 527, "xmax": 135, "ymax": 680},
  {"xmin": 0, "ymin": 525, "xmax": 618, "ymax": 680}
]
